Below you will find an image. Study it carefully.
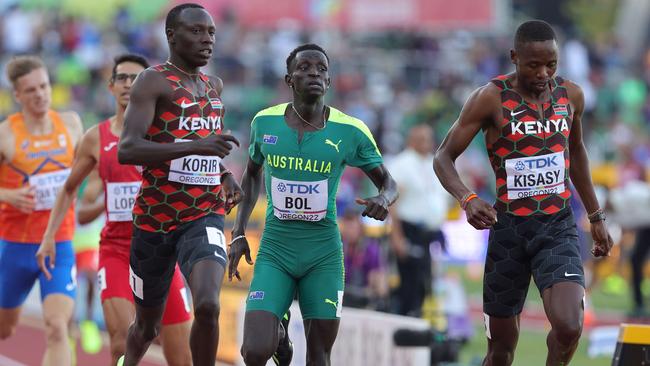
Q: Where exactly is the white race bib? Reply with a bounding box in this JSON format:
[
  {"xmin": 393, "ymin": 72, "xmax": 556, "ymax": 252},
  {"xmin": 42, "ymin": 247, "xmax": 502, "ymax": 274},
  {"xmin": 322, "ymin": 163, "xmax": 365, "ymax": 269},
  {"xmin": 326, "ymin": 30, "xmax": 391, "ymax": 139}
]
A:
[
  {"xmin": 506, "ymin": 151, "xmax": 565, "ymax": 200},
  {"xmin": 106, "ymin": 181, "xmax": 141, "ymax": 222},
  {"xmin": 271, "ymin": 176, "xmax": 328, "ymax": 222},
  {"xmin": 29, "ymin": 169, "xmax": 71, "ymax": 211},
  {"xmin": 169, "ymin": 139, "xmax": 221, "ymax": 185}
]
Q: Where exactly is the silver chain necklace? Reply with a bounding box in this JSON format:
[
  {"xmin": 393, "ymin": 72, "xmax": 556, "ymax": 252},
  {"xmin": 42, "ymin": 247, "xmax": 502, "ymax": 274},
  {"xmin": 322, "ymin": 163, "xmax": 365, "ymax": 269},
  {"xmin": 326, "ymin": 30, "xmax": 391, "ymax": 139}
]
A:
[{"xmin": 291, "ymin": 103, "xmax": 326, "ymax": 130}]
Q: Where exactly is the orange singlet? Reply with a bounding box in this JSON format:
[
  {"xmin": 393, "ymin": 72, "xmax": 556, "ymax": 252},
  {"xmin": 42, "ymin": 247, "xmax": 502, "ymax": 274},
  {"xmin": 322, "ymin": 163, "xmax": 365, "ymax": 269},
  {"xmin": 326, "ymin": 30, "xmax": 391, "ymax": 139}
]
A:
[{"xmin": 0, "ymin": 111, "xmax": 75, "ymax": 243}]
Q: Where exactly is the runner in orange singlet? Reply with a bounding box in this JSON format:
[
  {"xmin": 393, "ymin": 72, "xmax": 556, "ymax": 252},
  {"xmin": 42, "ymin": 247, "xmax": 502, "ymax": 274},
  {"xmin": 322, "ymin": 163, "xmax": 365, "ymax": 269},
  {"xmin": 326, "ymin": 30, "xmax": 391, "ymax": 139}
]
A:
[{"xmin": 0, "ymin": 56, "xmax": 84, "ymax": 366}]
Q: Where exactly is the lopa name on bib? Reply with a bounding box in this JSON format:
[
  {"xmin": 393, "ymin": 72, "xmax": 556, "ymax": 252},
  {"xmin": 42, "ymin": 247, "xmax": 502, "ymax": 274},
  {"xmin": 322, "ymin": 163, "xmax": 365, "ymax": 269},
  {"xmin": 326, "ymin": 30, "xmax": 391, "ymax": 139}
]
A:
[{"xmin": 106, "ymin": 181, "xmax": 141, "ymax": 222}]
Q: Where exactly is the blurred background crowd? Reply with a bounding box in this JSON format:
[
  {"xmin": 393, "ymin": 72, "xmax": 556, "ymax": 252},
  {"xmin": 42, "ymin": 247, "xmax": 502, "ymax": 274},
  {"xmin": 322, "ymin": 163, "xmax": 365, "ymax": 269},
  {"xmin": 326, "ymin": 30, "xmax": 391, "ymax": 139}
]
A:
[{"xmin": 0, "ymin": 0, "xmax": 648, "ymax": 364}]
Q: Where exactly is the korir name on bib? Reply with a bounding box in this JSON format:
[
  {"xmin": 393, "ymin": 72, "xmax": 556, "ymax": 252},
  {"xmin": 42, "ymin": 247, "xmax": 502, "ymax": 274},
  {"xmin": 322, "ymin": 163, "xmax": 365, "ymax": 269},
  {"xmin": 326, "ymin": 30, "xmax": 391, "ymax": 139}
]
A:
[
  {"xmin": 169, "ymin": 138, "xmax": 221, "ymax": 185},
  {"xmin": 271, "ymin": 176, "xmax": 328, "ymax": 221},
  {"xmin": 107, "ymin": 181, "xmax": 141, "ymax": 221},
  {"xmin": 505, "ymin": 151, "xmax": 565, "ymax": 199},
  {"xmin": 29, "ymin": 169, "xmax": 71, "ymax": 211}
]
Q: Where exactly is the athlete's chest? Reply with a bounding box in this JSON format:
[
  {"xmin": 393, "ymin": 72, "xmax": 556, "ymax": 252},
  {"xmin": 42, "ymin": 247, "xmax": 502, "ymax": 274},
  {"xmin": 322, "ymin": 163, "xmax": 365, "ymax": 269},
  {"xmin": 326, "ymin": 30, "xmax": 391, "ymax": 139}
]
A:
[
  {"xmin": 150, "ymin": 73, "xmax": 225, "ymax": 141},
  {"xmin": 260, "ymin": 124, "xmax": 346, "ymax": 176}
]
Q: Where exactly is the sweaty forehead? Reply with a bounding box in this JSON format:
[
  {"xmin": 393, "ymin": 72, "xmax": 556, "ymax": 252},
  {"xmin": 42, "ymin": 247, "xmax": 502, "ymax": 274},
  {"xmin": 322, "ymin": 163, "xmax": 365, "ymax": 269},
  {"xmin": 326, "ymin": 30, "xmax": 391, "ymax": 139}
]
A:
[
  {"xmin": 295, "ymin": 50, "xmax": 328, "ymax": 64},
  {"xmin": 516, "ymin": 40, "xmax": 558, "ymax": 61},
  {"xmin": 178, "ymin": 8, "xmax": 215, "ymax": 27}
]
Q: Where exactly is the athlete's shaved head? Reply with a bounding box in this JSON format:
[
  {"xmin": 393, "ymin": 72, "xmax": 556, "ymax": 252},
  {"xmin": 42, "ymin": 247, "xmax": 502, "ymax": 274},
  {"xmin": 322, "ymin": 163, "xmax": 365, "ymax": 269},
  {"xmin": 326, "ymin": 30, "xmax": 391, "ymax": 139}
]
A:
[
  {"xmin": 514, "ymin": 20, "xmax": 556, "ymax": 50},
  {"xmin": 286, "ymin": 43, "xmax": 329, "ymax": 73},
  {"xmin": 165, "ymin": 3, "xmax": 205, "ymax": 31}
]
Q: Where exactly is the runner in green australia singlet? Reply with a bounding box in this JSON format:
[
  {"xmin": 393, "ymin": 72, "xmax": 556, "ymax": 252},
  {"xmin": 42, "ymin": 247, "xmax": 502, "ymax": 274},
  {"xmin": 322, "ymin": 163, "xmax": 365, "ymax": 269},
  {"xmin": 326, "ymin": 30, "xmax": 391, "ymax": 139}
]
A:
[{"xmin": 229, "ymin": 44, "xmax": 398, "ymax": 366}]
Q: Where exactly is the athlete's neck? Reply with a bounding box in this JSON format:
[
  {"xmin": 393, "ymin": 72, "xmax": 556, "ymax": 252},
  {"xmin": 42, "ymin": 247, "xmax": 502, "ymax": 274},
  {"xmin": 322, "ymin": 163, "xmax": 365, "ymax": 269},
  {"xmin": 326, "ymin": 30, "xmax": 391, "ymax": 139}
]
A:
[
  {"xmin": 110, "ymin": 112, "xmax": 124, "ymax": 137},
  {"xmin": 512, "ymin": 75, "xmax": 551, "ymax": 103},
  {"xmin": 22, "ymin": 109, "xmax": 52, "ymax": 135},
  {"xmin": 167, "ymin": 55, "xmax": 200, "ymax": 76},
  {"xmin": 292, "ymin": 99, "xmax": 326, "ymax": 123}
]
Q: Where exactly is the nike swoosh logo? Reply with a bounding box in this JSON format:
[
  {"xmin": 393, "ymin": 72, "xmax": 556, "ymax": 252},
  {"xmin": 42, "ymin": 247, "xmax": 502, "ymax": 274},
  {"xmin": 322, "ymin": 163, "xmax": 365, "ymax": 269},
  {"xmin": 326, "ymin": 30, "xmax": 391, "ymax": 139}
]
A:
[
  {"xmin": 103, "ymin": 141, "xmax": 118, "ymax": 151},
  {"xmin": 564, "ymin": 272, "xmax": 581, "ymax": 277},
  {"xmin": 510, "ymin": 109, "xmax": 525, "ymax": 117},
  {"xmin": 180, "ymin": 101, "xmax": 199, "ymax": 109}
]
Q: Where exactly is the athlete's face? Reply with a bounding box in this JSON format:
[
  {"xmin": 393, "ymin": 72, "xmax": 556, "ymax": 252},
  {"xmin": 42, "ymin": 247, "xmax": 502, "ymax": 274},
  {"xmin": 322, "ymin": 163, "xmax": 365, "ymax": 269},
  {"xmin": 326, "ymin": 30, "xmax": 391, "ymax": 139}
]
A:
[
  {"xmin": 109, "ymin": 61, "xmax": 145, "ymax": 109},
  {"xmin": 168, "ymin": 8, "xmax": 216, "ymax": 67},
  {"xmin": 285, "ymin": 50, "xmax": 331, "ymax": 100},
  {"xmin": 13, "ymin": 67, "xmax": 51, "ymax": 116},
  {"xmin": 511, "ymin": 40, "xmax": 559, "ymax": 94}
]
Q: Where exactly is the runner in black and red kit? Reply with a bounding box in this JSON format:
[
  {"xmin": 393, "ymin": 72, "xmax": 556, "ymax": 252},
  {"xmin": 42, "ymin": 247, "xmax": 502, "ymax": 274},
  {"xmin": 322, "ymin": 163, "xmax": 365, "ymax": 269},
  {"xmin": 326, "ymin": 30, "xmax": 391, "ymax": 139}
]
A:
[
  {"xmin": 434, "ymin": 20, "xmax": 614, "ymax": 366},
  {"xmin": 117, "ymin": 4, "xmax": 242, "ymax": 366},
  {"xmin": 38, "ymin": 54, "xmax": 192, "ymax": 366}
]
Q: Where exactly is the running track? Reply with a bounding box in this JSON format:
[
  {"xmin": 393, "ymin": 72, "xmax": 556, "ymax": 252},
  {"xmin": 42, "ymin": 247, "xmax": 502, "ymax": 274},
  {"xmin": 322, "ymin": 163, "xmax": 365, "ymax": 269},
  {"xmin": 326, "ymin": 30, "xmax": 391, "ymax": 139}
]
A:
[{"xmin": 0, "ymin": 315, "xmax": 166, "ymax": 366}]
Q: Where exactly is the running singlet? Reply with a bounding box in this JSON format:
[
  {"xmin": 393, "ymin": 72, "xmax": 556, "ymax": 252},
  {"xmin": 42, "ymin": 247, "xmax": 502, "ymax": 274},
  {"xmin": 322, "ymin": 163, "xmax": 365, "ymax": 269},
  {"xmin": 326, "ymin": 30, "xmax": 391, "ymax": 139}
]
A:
[
  {"xmin": 132, "ymin": 64, "xmax": 226, "ymax": 233},
  {"xmin": 98, "ymin": 119, "xmax": 140, "ymax": 251},
  {"xmin": 488, "ymin": 75, "xmax": 573, "ymax": 216},
  {"xmin": 0, "ymin": 111, "xmax": 75, "ymax": 243},
  {"xmin": 249, "ymin": 103, "xmax": 383, "ymax": 240}
]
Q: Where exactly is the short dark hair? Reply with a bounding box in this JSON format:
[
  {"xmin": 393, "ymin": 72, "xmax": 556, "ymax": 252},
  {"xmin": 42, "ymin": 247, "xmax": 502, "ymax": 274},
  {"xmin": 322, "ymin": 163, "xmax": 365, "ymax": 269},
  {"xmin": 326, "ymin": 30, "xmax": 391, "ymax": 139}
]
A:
[
  {"xmin": 165, "ymin": 3, "xmax": 204, "ymax": 31},
  {"xmin": 6, "ymin": 55, "xmax": 45, "ymax": 87},
  {"xmin": 286, "ymin": 43, "xmax": 329, "ymax": 73},
  {"xmin": 515, "ymin": 20, "xmax": 556, "ymax": 49},
  {"xmin": 111, "ymin": 54, "xmax": 149, "ymax": 80}
]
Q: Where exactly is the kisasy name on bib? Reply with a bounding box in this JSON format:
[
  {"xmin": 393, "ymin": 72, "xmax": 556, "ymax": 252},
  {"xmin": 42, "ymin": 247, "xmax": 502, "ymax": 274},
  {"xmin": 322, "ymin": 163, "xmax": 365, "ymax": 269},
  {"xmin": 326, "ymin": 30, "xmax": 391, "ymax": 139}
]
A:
[
  {"xmin": 271, "ymin": 176, "xmax": 328, "ymax": 222},
  {"xmin": 29, "ymin": 169, "xmax": 71, "ymax": 211},
  {"xmin": 505, "ymin": 151, "xmax": 565, "ymax": 199},
  {"xmin": 106, "ymin": 181, "xmax": 141, "ymax": 222},
  {"xmin": 169, "ymin": 139, "xmax": 221, "ymax": 185}
]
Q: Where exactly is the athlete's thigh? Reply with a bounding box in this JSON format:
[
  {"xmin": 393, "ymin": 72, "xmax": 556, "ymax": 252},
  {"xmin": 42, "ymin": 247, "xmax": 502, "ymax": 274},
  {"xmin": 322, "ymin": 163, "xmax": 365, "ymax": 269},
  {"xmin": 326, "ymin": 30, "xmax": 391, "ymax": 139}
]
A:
[
  {"xmin": 161, "ymin": 264, "xmax": 191, "ymax": 326},
  {"xmin": 39, "ymin": 241, "xmax": 77, "ymax": 301},
  {"xmin": 484, "ymin": 314, "xmax": 520, "ymax": 349},
  {"xmin": 304, "ymin": 318, "xmax": 340, "ymax": 353},
  {"xmin": 297, "ymin": 247, "xmax": 344, "ymax": 320},
  {"xmin": 530, "ymin": 209, "xmax": 585, "ymax": 295},
  {"xmin": 483, "ymin": 214, "xmax": 532, "ymax": 317},
  {"xmin": 102, "ymin": 297, "xmax": 134, "ymax": 339},
  {"xmin": 42, "ymin": 293, "xmax": 74, "ymax": 324},
  {"xmin": 98, "ymin": 250, "xmax": 133, "ymax": 303},
  {"xmin": 0, "ymin": 241, "xmax": 39, "ymax": 309},
  {"xmin": 175, "ymin": 214, "xmax": 227, "ymax": 281},
  {"xmin": 246, "ymin": 253, "xmax": 296, "ymax": 320},
  {"xmin": 541, "ymin": 281, "xmax": 584, "ymax": 329},
  {"xmin": 129, "ymin": 228, "xmax": 177, "ymax": 307}
]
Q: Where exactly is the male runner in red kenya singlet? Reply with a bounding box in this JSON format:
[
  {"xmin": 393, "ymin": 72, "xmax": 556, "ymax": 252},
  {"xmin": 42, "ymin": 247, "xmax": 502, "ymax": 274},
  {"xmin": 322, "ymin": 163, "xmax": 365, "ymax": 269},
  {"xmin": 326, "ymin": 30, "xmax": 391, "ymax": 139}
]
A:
[{"xmin": 434, "ymin": 20, "xmax": 614, "ymax": 366}]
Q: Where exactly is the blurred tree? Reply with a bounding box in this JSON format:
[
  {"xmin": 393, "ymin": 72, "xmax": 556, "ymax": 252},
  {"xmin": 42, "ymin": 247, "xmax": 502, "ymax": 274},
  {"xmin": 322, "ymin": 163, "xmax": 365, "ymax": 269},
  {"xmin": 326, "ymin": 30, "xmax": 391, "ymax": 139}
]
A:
[{"xmin": 565, "ymin": 0, "xmax": 620, "ymax": 42}]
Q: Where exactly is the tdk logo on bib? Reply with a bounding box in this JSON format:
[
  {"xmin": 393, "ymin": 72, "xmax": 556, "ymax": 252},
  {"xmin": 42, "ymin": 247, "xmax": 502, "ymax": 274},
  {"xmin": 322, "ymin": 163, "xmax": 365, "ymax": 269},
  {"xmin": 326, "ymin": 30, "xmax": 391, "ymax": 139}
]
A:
[
  {"xmin": 277, "ymin": 182, "xmax": 320, "ymax": 194},
  {"xmin": 514, "ymin": 155, "xmax": 558, "ymax": 171}
]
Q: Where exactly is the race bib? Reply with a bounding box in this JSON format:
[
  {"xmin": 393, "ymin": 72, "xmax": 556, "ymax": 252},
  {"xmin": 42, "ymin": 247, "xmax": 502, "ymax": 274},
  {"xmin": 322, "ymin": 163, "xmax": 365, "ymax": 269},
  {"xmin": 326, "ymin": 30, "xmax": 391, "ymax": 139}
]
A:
[
  {"xmin": 506, "ymin": 151, "xmax": 565, "ymax": 199},
  {"xmin": 106, "ymin": 181, "xmax": 141, "ymax": 222},
  {"xmin": 271, "ymin": 176, "xmax": 328, "ymax": 221},
  {"xmin": 29, "ymin": 169, "xmax": 71, "ymax": 211},
  {"xmin": 169, "ymin": 139, "xmax": 221, "ymax": 185}
]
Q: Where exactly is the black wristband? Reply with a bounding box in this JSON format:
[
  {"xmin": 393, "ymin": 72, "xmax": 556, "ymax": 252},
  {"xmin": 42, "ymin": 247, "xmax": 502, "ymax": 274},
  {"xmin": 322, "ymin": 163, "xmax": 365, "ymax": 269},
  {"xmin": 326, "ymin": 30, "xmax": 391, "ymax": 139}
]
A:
[{"xmin": 588, "ymin": 209, "xmax": 606, "ymax": 223}]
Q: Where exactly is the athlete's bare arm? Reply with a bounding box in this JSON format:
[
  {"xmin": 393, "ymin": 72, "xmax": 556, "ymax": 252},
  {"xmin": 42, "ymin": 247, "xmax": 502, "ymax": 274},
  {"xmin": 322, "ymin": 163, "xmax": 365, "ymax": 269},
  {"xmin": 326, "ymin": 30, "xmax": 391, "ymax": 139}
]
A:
[
  {"xmin": 434, "ymin": 84, "xmax": 499, "ymax": 230},
  {"xmin": 228, "ymin": 157, "xmax": 263, "ymax": 281},
  {"xmin": 37, "ymin": 126, "xmax": 100, "ymax": 279},
  {"xmin": 566, "ymin": 81, "xmax": 613, "ymax": 257},
  {"xmin": 0, "ymin": 119, "xmax": 34, "ymax": 213},
  {"xmin": 77, "ymin": 169, "xmax": 104, "ymax": 224},
  {"xmin": 356, "ymin": 164, "xmax": 398, "ymax": 221},
  {"xmin": 118, "ymin": 69, "xmax": 239, "ymax": 165}
]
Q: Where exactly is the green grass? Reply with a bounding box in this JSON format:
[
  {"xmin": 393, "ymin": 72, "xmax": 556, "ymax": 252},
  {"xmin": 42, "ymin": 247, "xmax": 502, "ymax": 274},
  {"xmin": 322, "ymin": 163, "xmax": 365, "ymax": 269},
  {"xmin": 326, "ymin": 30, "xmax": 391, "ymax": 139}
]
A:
[
  {"xmin": 446, "ymin": 264, "xmax": 626, "ymax": 365},
  {"xmin": 458, "ymin": 324, "xmax": 613, "ymax": 366}
]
